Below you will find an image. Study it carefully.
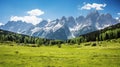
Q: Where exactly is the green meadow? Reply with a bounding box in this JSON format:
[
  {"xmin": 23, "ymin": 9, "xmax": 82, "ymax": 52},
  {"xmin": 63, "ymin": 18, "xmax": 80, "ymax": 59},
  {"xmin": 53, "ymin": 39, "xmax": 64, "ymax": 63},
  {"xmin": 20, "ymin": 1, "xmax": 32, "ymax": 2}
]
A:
[{"xmin": 0, "ymin": 39, "xmax": 120, "ymax": 67}]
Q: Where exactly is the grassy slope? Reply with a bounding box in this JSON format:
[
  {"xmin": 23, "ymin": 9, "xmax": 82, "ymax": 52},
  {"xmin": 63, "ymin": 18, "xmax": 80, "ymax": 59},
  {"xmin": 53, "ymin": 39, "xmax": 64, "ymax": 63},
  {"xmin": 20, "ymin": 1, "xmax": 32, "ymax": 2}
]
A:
[{"xmin": 0, "ymin": 39, "xmax": 120, "ymax": 67}]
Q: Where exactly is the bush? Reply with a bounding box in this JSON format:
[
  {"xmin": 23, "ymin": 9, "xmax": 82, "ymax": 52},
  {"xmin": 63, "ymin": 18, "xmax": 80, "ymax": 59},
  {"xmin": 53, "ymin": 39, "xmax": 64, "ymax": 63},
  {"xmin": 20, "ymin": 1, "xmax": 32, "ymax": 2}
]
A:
[
  {"xmin": 91, "ymin": 43, "xmax": 97, "ymax": 46},
  {"xmin": 84, "ymin": 43, "xmax": 91, "ymax": 46},
  {"xmin": 15, "ymin": 51, "xmax": 19, "ymax": 54},
  {"xmin": 9, "ymin": 44, "xmax": 14, "ymax": 46},
  {"xmin": 31, "ymin": 45, "xmax": 37, "ymax": 47},
  {"xmin": 111, "ymin": 39, "xmax": 117, "ymax": 42},
  {"xmin": 57, "ymin": 44, "xmax": 61, "ymax": 48}
]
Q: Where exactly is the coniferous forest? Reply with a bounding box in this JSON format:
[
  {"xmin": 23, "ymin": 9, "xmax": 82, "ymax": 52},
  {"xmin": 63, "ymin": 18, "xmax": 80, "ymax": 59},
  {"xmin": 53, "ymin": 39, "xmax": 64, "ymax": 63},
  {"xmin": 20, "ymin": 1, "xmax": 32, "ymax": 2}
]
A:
[
  {"xmin": 67, "ymin": 23, "xmax": 120, "ymax": 45},
  {"xmin": 0, "ymin": 29, "xmax": 63, "ymax": 47}
]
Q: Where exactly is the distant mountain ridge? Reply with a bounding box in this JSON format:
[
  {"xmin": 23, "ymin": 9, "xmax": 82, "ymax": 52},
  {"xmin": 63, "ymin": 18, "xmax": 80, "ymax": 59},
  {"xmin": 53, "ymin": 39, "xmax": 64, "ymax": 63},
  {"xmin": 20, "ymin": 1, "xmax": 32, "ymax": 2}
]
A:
[
  {"xmin": 0, "ymin": 21, "xmax": 33, "ymax": 34},
  {"xmin": 0, "ymin": 11, "xmax": 119, "ymax": 40}
]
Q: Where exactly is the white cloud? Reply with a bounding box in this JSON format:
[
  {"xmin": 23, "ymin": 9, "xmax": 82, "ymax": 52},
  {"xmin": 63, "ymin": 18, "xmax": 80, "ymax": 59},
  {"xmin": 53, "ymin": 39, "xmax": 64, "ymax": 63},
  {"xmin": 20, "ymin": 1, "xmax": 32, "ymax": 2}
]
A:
[
  {"xmin": 10, "ymin": 9, "xmax": 44, "ymax": 25},
  {"xmin": 27, "ymin": 9, "xmax": 44, "ymax": 16},
  {"xmin": 117, "ymin": 13, "xmax": 120, "ymax": 15},
  {"xmin": 0, "ymin": 22, "xmax": 4, "ymax": 26},
  {"xmin": 116, "ymin": 17, "xmax": 119, "ymax": 20},
  {"xmin": 81, "ymin": 3, "xmax": 106, "ymax": 10},
  {"xmin": 116, "ymin": 17, "xmax": 120, "ymax": 22},
  {"xmin": 10, "ymin": 16, "xmax": 42, "ymax": 25}
]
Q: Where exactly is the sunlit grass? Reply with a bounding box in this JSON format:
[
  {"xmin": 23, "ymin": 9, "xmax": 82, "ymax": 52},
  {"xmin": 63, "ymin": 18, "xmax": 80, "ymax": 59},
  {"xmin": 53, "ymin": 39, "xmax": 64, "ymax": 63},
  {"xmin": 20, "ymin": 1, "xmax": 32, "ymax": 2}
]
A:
[{"xmin": 0, "ymin": 39, "xmax": 120, "ymax": 67}]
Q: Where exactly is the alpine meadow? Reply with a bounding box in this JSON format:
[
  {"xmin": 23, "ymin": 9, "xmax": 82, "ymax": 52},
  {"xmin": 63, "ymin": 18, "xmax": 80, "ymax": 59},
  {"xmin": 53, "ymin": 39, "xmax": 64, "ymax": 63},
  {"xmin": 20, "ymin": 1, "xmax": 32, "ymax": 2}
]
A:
[{"xmin": 0, "ymin": 0, "xmax": 120, "ymax": 67}]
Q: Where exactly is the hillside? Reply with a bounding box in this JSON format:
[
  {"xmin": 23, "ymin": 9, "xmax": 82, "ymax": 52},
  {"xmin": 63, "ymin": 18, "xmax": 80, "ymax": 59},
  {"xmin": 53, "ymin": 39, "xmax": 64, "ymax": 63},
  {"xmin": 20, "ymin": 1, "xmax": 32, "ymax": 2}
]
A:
[
  {"xmin": 0, "ymin": 29, "xmax": 63, "ymax": 46},
  {"xmin": 67, "ymin": 23, "xmax": 120, "ymax": 44}
]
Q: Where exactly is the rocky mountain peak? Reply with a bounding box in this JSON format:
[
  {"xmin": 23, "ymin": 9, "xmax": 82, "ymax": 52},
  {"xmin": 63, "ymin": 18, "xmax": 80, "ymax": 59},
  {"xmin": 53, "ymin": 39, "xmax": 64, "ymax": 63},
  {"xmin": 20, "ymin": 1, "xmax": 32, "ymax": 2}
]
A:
[{"xmin": 0, "ymin": 11, "xmax": 118, "ymax": 40}]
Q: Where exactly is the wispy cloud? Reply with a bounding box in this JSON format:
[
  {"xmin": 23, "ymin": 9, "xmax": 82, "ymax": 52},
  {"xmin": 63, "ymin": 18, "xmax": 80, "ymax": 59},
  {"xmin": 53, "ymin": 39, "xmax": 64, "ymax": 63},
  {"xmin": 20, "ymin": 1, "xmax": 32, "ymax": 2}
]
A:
[
  {"xmin": 10, "ymin": 9, "xmax": 44, "ymax": 25},
  {"xmin": 27, "ymin": 9, "xmax": 44, "ymax": 16},
  {"xmin": 80, "ymin": 3, "xmax": 106, "ymax": 10}
]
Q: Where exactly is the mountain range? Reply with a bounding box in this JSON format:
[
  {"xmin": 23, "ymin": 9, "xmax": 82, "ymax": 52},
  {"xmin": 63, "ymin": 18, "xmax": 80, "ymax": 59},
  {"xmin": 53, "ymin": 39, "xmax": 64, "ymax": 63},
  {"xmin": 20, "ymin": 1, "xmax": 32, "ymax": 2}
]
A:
[{"xmin": 0, "ymin": 11, "xmax": 119, "ymax": 40}]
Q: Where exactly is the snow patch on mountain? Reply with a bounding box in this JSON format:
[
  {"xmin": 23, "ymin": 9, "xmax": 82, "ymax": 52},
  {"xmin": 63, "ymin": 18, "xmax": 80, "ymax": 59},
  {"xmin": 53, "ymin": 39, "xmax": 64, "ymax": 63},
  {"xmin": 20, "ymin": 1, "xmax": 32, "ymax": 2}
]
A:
[
  {"xmin": 31, "ymin": 27, "xmax": 41, "ymax": 34},
  {"xmin": 0, "ymin": 11, "xmax": 119, "ymax": 40},
  {"xmin": 53, "ymin": 23, "xmax": 63, "ymax": 32},
  {"xmin": 96, "ymin": 22, "xmax": 110, "ymax": 30}
]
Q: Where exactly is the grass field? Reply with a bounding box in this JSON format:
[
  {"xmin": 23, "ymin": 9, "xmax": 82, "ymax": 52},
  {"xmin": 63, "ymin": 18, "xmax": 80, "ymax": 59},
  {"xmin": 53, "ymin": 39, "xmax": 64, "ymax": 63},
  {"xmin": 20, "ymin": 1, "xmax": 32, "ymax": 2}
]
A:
[{"xmin": 0, "ymin": 39, "xmax": 120, "ymax": 67}]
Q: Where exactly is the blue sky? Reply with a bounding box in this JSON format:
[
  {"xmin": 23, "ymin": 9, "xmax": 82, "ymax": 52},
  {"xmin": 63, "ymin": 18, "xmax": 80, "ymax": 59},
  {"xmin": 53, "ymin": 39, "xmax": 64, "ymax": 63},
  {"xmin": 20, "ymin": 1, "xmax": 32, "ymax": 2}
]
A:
[{"xmin": 0, "ymin": 0, "xmax": 120, "ymax": 25}]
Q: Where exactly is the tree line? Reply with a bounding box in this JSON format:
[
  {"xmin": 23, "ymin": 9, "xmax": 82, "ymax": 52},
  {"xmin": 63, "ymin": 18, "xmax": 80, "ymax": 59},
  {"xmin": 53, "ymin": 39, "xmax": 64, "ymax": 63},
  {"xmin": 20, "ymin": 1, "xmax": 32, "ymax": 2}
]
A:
[
  {"xmin": 1, "ymin": 23, "xmax": 120, "ymax": 46},
  {"xmin": 0, "ymin": 29, "xmax": 63, "ymax": 47}
]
